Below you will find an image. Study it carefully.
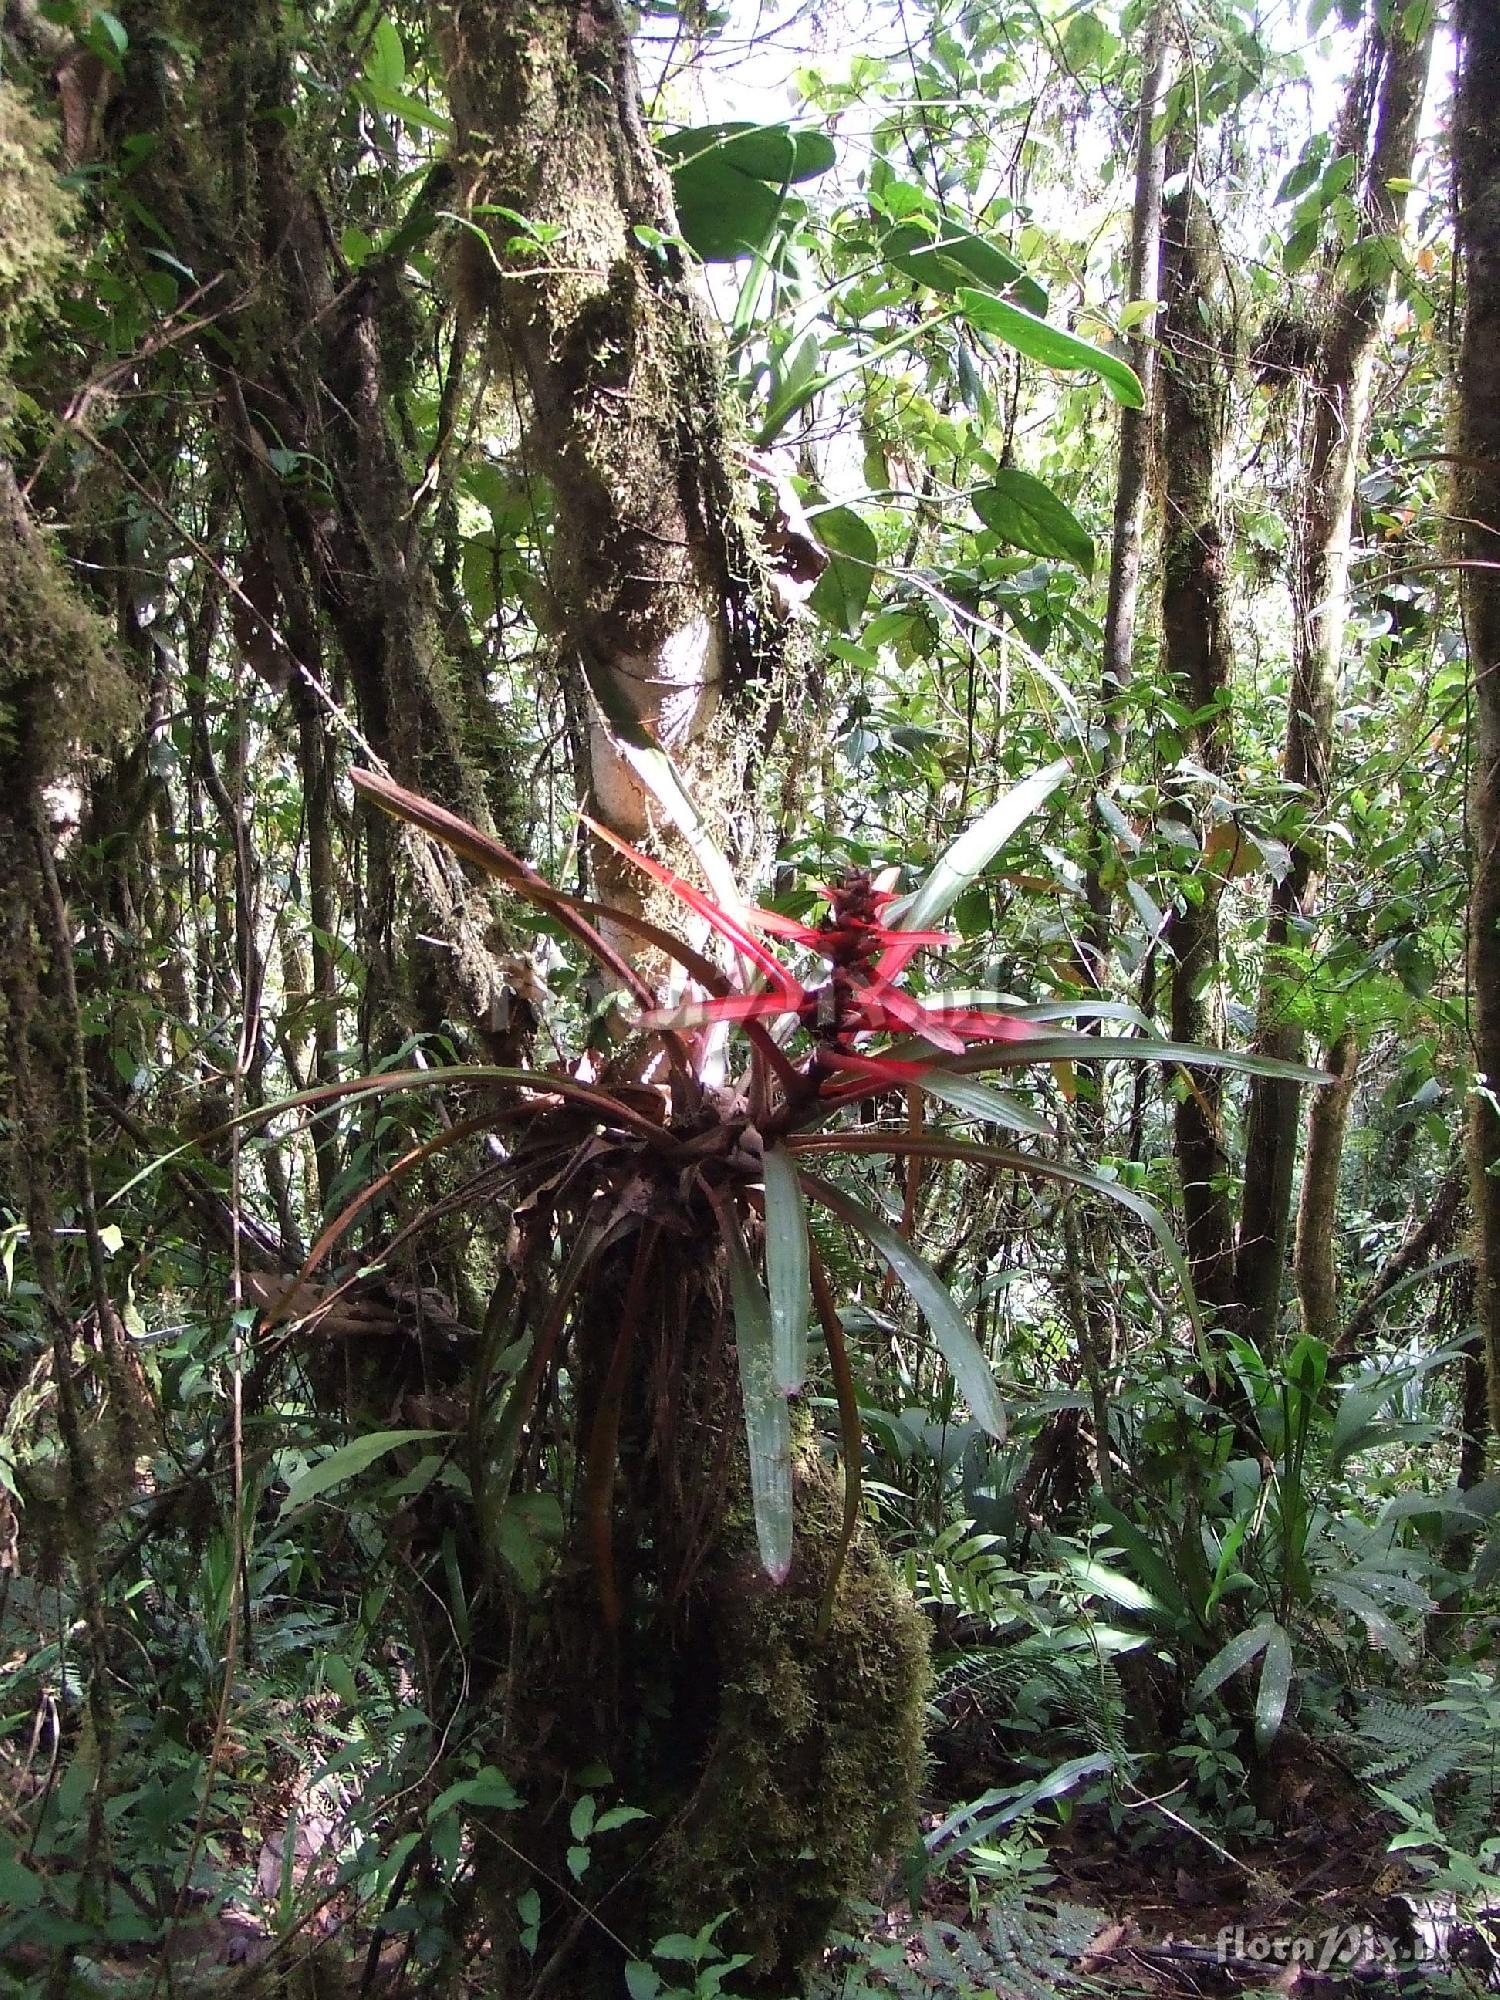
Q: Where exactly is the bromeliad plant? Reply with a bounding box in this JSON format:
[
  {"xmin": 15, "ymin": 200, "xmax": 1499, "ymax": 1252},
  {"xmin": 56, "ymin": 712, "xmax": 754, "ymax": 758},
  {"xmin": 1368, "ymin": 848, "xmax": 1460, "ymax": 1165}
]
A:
[{"xmin": 265, "ymin": 755, "xmax": 1322, "ymax": 1620}]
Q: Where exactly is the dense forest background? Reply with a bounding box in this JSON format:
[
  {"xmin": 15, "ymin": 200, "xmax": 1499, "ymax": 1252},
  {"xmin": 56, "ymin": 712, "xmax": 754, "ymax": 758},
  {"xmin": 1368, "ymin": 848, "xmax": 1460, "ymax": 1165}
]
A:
[{"xmin": 3, "ymin": 0, "xmax": 1500, "ymax": 1993}]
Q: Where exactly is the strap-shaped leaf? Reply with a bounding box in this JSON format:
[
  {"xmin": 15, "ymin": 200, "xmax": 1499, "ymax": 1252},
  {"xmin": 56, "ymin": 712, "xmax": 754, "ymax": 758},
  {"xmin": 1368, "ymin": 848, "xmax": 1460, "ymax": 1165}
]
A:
[
  {"xmin": 941, "ymin": 1032, "xmax": 1331, "ymax": 1085},
  {"xmin": 886, "ymin": 760, "xmax": 1071, "ymax": 940},
  {"xmin": 1190, "ymin": 1618, "xmax": 1278, "ymax": 1705},
  {"xmin": 1318, "ymin": 1576, "xmax": 1415, "ymax": 1665},
  {"xmin": 791, "ymin": 1130, "xmax": 1206, "ymax": 1360},
  {"xmin": 280, "ymin": 1429, "xmax": 446, "ymax": 1515},
  {"xmin": 802, "ymin": 1175, "xmax": 1006, "ymax": 1442},
  {"xmin": 915, "ymin": 1071, "xmax": 1050, "ymax": 1139},
  {"xmin": 763, "ymin": 1146, "xmax": 810, "ymax": 1394},
  {"xmin": 717, "ymin": 1201, "xmax": 794, "ymax": 1583},
  {"xmin": 1255, "ymin": 1623, "xmax": 1294, "ymax": 1752}
]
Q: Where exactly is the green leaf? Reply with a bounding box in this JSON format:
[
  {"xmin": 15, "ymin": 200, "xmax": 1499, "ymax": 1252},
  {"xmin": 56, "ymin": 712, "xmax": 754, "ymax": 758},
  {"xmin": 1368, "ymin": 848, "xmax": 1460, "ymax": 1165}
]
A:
[
  {"xmin": 364, "ymin": 16, "xmax": 405, "ymax": 91},
  {"xmin": 569, "ymin": 1795, "xmax": 596, "ymax": 1841},
  {"xmin": 1318, "ymin": 1577, "xmax": 1415, "ymax": 1664},
  {"xmin": 428, "ymin": 1767, "xmax": 524, "ymax": 1818},
  {"xmin": 1062, "ymin": 9, "xmax": 1115, "ymax": 70},
  {"xmin": 763, "ymin": 1145, "xmax": 810, "ymax": 1394},
  {"xmin": 807, "ymin": 504, "xmax": 878, "ymax": 634},
  {"xmin": 1094, "ymin": 1497, "xmax": 1195, "ymax": 1629},
  {"xmin": 1255, "ymin": 1623, "xmax": 1294, "ymax": 1752},
  {"xmin": 925, "ymin": 1752, "xmax": 1112, "ymax": 1857},
  {"xmin": 972, "ymin": 469, "xmax": 1094, "ymax": 572},
  {"xmin": 718, "ymin": 1203, "xmax": 794, "ymax": 1583},
  {"xmin": 658, "ymin": 123, "xmax": 835, "ymax": 263},
  {"xmin": 956, "ymin": 288, "xmax": 1144, "ymax": 406},
  {"xmin": 1062, "ymin": 1555, "xmax": 1160, "ymax": 1614},
  {"xmin": 1283, "ymin": 220, "xmax": 1321, "ymax": 274},
  {"xmin": 357, "ymin": 79, "xmax": 453, "ymax": 138},
  {"xmin": 279, "ymin": 1428, "xmax": 446, "ymax": 1513},
  {"xmin": 807, "ymin": 1129, "xmax": 1204, "ymax": 1364},
  {"xmin": 1191, "ymin": 1619, "xmax": 1277, "ymax": 1704},
  {"xmin": 0, "ymin": 1856, "xmax": 44, "ymax": 1911},
  {"xmin": 881, "ymin": 217, "xmax": 1047, "ymax": 316},
  {"xmin": 892, "ymin": 760, "xmax": 1071, "ymax": 932},
  {"xmin": 914, "ymin": 1071, "xmax": 1051, "ymax": 1140},
  {"xmin": 625, "ymin": 1965, "xmax": 662, "ymax": 2000},
  {"xmin": 942, "ymin": 1032, "xmax": 1331, "ymax": 1086},
  {"xmin": 804, "ymin": 1177, "xmax": 1006, "ymax": 1442}
]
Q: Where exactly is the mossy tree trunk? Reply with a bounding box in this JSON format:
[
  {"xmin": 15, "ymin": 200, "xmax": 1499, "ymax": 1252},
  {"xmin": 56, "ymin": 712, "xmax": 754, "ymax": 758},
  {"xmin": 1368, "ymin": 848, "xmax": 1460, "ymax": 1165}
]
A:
[
  {"xmin": 1455, "ymin": 0, "xmax": 1500, "ymax": 1446},
  {"xmin": 1158, "ymin": 156, "xmax": 1239, "ymax": 1320},
  {"xmin": 428, "ymin": 11, "xmax": 928, "ymax": 1989},
  {"xmin": 1234, "ymin": 10, "xmax": 1434, "ymax": 1346}
]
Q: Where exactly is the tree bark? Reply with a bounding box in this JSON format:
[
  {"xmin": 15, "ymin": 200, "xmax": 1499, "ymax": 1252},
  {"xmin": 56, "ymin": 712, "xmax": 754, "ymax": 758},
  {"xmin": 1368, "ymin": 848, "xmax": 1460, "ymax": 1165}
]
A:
[
  {"xmin": 1159, "ymin": 159, "xmax": 1239, "ymax": 1318},
  {"xmin": 435, "ymin": 1, "xmax": 789, "ymax": 920},
  {"xmin": 1456, "ymin": 0, "xmax": 1500, "ymax": 1444},
  {"xmin": 1293, "ymin": 1025, "xmax": 1358, "ymax": 1347},
  {"xmin": 1235, "ymin": 10, "xmax": 1434, "ymax": 1346},
  {"xmin": 1079, "ymin": 1, "xmax": 1169, "ymax": 991}
]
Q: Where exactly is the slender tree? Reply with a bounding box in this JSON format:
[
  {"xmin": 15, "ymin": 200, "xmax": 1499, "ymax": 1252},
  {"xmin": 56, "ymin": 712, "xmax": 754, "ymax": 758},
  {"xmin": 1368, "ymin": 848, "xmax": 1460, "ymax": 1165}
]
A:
[
  {"xmin": 1158, "ymin": 147, "xmax": 1239, "ymax": 1316},
  {"xmin": 1236, "ymin": 8, "xmax": 1435, "ymax": 1346},
  {"xmin": 1456, "ymin": 0, "xmax": 1500, "ymax": 1439}
]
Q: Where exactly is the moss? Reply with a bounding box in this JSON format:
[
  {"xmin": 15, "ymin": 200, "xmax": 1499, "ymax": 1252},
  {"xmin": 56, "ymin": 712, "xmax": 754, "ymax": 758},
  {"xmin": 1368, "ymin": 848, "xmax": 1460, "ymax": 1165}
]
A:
[
  {"xmin": 655, "ymin": 1452, "xmax": 930, "ymax": 1993},
  {"xmin": 0, "ymin": 505, "xmax": 128, "ymax": 807},
  {"xmin": 0, "ymin": 81, "xmax": 76, "ymax": 394}
]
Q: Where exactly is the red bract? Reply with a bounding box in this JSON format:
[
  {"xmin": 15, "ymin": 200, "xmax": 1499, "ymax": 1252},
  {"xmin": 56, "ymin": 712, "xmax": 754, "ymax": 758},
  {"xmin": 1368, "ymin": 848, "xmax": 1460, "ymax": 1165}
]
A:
[{"xmin": 629, "ymin": 859, "xmax": 1034, "ymax": 1082}]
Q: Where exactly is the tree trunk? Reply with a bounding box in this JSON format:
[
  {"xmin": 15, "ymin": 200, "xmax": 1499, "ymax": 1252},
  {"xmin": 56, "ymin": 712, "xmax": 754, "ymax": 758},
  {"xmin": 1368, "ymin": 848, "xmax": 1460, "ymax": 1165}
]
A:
[
  {"xmin": 1158, "ymin": 156, "xmax": 1239, "ymax": 1318},
  {"xmin": 1456, "ymin": 0, "xmax": 1500, "ymax": 1445},
  {"xmin": 424, "ymin": 12, "xmax": 927, "ymax": 1990},
  {"xmin": 1079, "ymin": 0, "xmax": 1169, "ymax": 992},
  {"xmin": 435, "ymin": 1, "xmax": 789, "ymax": 919},
  {"xmin": 1293, "ymin": 1025, "xmax": 1358, "ymax": 1347},
  {"xmin": 1235, "ymin": 10, "xmax": 1434, "ymax": 1346}
]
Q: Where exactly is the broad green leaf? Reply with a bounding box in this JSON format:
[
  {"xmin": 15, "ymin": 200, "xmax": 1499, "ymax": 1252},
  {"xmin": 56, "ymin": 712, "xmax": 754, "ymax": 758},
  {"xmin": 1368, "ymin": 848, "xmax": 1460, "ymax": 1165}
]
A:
[
  {"xmin": 624, "ymin": 1965, "xmax": 662, "ymax": 2000},
  {"xmin": 1254, "ymin": 1623, "xmax": 1294, "ymax": 1752},
  {"xmin": 972, "ymin": 469, "xmax": 1094, "ymax": 572},
  {"xmin": 882, "ymin": 218, "xmax": 1047, "ymax": 316},
  {"xmin": 1094, "ymin": 1497, "xmax": 1195, "ymax": 1628},
  {"xmin": 763, "ymin": 1145, "xmax": 810, "ymax": 1394},
  {"xmin": 357, "ymin": 79, "xmax": 453, "ymax": 138},
  {"xmin": 280, "ymin": 1429, "xmax": 446, "ymax": 1513},
  {"xmin": 0, "ymin": 1856, "xmax": 44, "ymax": 1910},
  {"xmin": 719, "ymin": 1203, "xmax": 794, "ymax": 1582},
  {"xmin": 956, "ymin": 288, "xmax": 1144, "ymax": 407},
  {"xmin": 804, "ymin": 1176, "xmax": 1006, "ymax": 1442},
  {"xmin": 364, "ymin": 16, "xmax": 405, "ymax": 91},
  {"xmin": 1062, "ymin": 9, "xmax": 1116, "ymax": 69},
  {"xmin": 428, "ymin": 1767, "xmax": 524, "ymax": 1818},
  {"xmin": 807, "ymin": 504, "xmax": 878, "ymax": 634},
  {"xmin": 658, "ymin": 123, "xmax": 835, "ymax": 262},
  {"xmin": 893, "ymin": 760, "xmax": 1071, "ymax": 933},
  {"xmin": 1191, "ymin": 1619, "xmax": 1277, "ymax": 1704}
]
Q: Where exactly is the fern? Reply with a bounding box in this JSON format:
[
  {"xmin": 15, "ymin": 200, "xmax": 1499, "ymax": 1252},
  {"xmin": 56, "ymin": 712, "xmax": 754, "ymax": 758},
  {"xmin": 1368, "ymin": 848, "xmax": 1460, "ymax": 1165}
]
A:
[
  {"xmin": 1341, "ymin": 1681, "xmax": 1500, "ymax": 1850},
  {"xmin": 1353, "ymin": 1693, "xmax": 1476, "ymax": 1802},
  {"xmin": 813, "ymin": 1896, "xmax": 1119, "ymax": 2000},
  {"xmin": 936, "ymin": 1639, "xmax": 1128, "ymax": 1765},
  {"xmin": 902, "ymin": 1521, "xmax": 1037, "ymax": 1627}
]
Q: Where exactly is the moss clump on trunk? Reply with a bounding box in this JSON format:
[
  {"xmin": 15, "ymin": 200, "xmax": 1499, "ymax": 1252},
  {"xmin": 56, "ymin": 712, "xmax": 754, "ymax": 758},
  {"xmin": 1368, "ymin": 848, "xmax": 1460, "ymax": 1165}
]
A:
[{"xmin": 656, "ymin": 1455, "xmax": 930, "ymax": 1993}]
